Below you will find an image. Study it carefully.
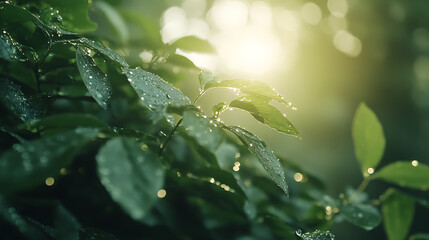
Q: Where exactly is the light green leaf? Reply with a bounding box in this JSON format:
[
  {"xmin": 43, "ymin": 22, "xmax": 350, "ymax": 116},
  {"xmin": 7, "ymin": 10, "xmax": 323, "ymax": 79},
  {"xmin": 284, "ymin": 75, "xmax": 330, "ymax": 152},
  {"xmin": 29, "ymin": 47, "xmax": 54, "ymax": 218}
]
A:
[
  {"xmin": 374, "ymin": 161, "xmax": 429, "ymax": 190},
  {"xmin": 410, "ymin": 234, "xmax": 429, "ymax": 240},
  {"xmin": 225, "ymin": 126, "xmax": 288, "ymax": 195},
  {"xmin": 122, "ymin": 67, "xmax": 191, "ymax": 109},
  {"xmin": 230, "ymin": 95, "xmax": 299, "ymax": 137},
  {"xmin": 199, "ymin": 71, "xmax": 214, "ymax": 91},
  {"xmin": 0, "ymin": 31, "xmax": 26, "ymax": 62},
  {"xmin": 296, "ymin": 229, "xmax": 336, "ymax": 240},
  {"xmin": 340, "ymin": 203, "xmax": 382, "ymax": 230},
  {"xmin": 382, "ymin": 189, "xmax": 415, "ymax": 240},
  {"xmin": 352, "ymin": 102, "xmax": 385, "ymax": 174},
  {"xmin": 0, "ymin": 76, "xmax": 46, "ymax": 122},
  {"xmin": 0, "ymin": 128, "xmax": 99, "ymax": 195},
  {"xmin": 43, "ymin": 0, "xmax": 97, "ymax": 33},
  {"xmin": 96, "ymin": 137, "xmax": 164, "ymax": 221},
  {"xmin": 73, "ymin": 38, "xmax": 128, "ymax": 67},
  {"xmin": 76, "ymin": 46, "xmax": 112, "ymax": 109},
  {"xmin": 212, "ymin": 102, "xmax": 229, "ymax": 118},
  {"xmin": 171, "ymin": 36, "xmax": 216, "ymax": 53},
  {"xmin": 204, "ymin": 79, "xmax": 292, "ymax": 105}
]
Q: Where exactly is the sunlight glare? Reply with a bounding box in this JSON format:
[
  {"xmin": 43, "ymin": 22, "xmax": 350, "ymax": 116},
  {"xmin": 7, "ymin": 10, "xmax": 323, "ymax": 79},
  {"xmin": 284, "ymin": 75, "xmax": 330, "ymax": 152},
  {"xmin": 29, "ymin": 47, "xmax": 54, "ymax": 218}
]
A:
[{"xmin": 208, "ymin": 0, "xmax": 248, "ymax": 30}]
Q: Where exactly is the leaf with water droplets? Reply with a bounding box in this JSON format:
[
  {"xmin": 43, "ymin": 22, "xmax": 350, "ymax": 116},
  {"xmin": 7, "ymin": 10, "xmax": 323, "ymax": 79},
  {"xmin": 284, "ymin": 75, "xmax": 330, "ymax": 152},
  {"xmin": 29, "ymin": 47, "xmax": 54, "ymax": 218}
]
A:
[
  {"xmin": 0, "ymin": 31, "xmax": 27, "ymax": 62},
  {"xmin": 76, "ymin": 46, "xmax": 112, "ymax": 109},
  {"xmin": 96, "ymin": 137, "xmax": 164, "ymax": 221},
  {"xmin": 340, "ymin": 203, "xmax": 381, "ymax": 230},
  {"xmin": 224, "ymin": 126, "xmax": 288, "ymax": 195},
  {"xmin": 296, "ymin": 229, "xmax": 336, "ymax": 240},
  {"xmin": 79, "ymin": 228, "xmax": 119, "ymax": 240},
  {"xmin": 74, "ymin": 38, "xmax": 128, "ymax": 67},
  {"xmin": 382, "ymin": 189, "xmax": 415, "ymax": 240},
  {"xmin": 230, "ymin": 95, "xmax": 299, "ymax": 137},
  {"xmin": 212, "ymin": 102, "xmax": 229, "ymax": 118},
  {"xmin": 204, "ymin": 79, "xmax": 292, "ymax": 106},
  {"xmin": 0, "ymin": 76, "xmax": 46, "ymax": 122},
  {"xmin": 122, "ymin": 67, "xmax": 191, "ymax": 110},
  {"xmin": 374, "ymin": 161, "xmax": 429, "ymax": 190},
  {"xmin": 0, "ymin": 128, "xmax": 99, "ymax": 195},
  {"xmin": 170, "ymin": 35, "xmax": 216, "ymax": 53},
  {"xmin": 352, "ymin": 103, "xmax": 385, "ymax": 175}
]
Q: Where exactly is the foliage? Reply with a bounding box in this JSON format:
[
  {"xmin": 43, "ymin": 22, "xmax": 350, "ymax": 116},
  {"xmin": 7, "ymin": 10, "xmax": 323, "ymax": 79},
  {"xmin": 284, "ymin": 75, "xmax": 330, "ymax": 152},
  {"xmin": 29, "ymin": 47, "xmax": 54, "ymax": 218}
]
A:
[{"xmin": 0, "ymin": 1, "xmax": 428, "ymax": 240}]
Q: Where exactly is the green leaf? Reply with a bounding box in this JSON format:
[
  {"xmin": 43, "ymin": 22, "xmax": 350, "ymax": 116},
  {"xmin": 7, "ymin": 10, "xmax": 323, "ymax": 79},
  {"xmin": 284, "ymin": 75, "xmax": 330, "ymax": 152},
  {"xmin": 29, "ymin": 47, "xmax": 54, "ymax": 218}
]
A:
[
  {"xmin": 296, "ymin": 229, "xmax": 336, "ymax": 240},
  {"xmin": 352, "ymin": 103, "xmax": 386, "ymax": 174},
  {"xmin": 204, "ymin": 79, "xmax": 292, "ymax": 105},
  {"xmin": 122, "ymin": 67, "xmax": 191, "ymax": 109},
  {"xmin": 76, "ymin": 46, "xmax": 112, "ymax": 109},
  {"xmin": 374, "ymin": 161, "xmax": 429, "ymax": 190},
  {"xmin": 0, "ymin": 76, "xmax": 46, "ymax": 122},
  {"xmin": 31, "ymin": 113, "xmax": 108, "ymax": 131},
  {"xmin": 212, "ymin": 102, "xmax": 229, "ymax": 118},
  {"xmin": 410, "ymin": 234, "xmax": 429, "ymax": 240},
  {"xmin": 230, "ymin": 95, "xmax": 299, "ymax": 137},
  {"xmin": 340, "ymin": 203, "xmax": 382, "ymax": 230},
  {"xmin": 0, "ymin": 128, "xmax": 99, "ymax": 195},
  {"xmin": 43, "ymin": 0, "xmax": 97, "ymax": 33},
  {"xmin": 96, "ymin": 137, "xmax": 165, "ymax": 221},
  {"xmin": 73, "ymin": 38, "xmax": 128, "ymax": 67},
  {"xmin": 92, "ymin": 1, "xmax": 129, "ymax": 44},
  {"xmin": 0, "ymin": 31, "xmax": 26, "ymax": 62},
  {"xmin": 167, "ymin": 54, "xmax": 198, "ymax": 70},
  {"xmin": 0, "ymin": 3, "xmax": 38, "ymax": 23},
  {"xmin": 225, "ymin": 126, "xmax": 288, "ymax": 195},
  {"xmin": 79, "ymin": 228, "xmax": 119, "ymax": 240},
  {"xmin": 170, "ymin": 36, "xmax": 216, "ymax": 53},
  {"xmin": 382, "ymin": 189, "xmax": 415, "ymax": 240},
  {"xmin": 199, "ymin": 71, "xmax": 214, "ymax": 91}
]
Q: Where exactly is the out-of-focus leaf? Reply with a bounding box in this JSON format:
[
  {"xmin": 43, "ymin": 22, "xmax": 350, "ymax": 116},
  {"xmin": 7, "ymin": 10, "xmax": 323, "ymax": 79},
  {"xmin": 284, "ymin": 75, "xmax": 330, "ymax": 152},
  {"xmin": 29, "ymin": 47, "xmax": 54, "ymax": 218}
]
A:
[
  {"xmin": 296, "ymin": 229, "xmax": 336, "ymax": 240},
  {"xmin": 191, "ymin": 167, "xmax": 246, "ymax": 197},
  {"xmin": 382, "ymin": 189, "xmax": 415, "ymax": 240},
  {"xmin": 230, "ymin": 95, "xmax": 299, "ymax": 137},
  {"xmin": 92, "ymin": 1, "xmax": 129, "ymax": 44},
  {"xmin": 96, "ymin": 137, "xmax": 164, "ymax": 221},
  {"xmin": 225, "ymin": 125, "xmax": 288, "ymax": 195},
  {"xmin": 76, "ymin": 46, "xmax": 112, "ymax": 109},
  {"xmin": 43, "ymin": 0, "xmax": 97, "ymax": 33},
  {"xmin": 0, "ymin": 3, "xmax": 37, "ymax": 23},
  {"xmin": 79, "ymin": 228, "xmax": 119, "ymax": 240},
  {"xmin": 199, "ymin": 71, "xmax": 214, "ymax": 91},
  {"xmin": 212, "ymin": 102, "xmax": 229, "ymax": 118},
  {"xmin": 374, "ymin": 161, "xmax": 429, "ymax": 190},
  {"xmin": 31, "ymin": 113, "xmax": 108, "ymax": 131},
  {"xmin": 410, "ymin": 234, "xmax": 429, "ymax": 240},
  {"xmin": 167, "ymin": 54, "xmax": 198, "ymax": 70},
  {"xmin": 204, "ymin": 79, "xmax": 292, "ymax": 105},
  {"xmin": 72, "ymin": 38, "xmax": 128, "ymax": 67},
  {"xmin": 122, "ymin": 67, "xmax": 190, "ymax": 110},
  {"xmin": 0, "ymin": 31, "xmax": 26, "ymax": 62},
  {"xmin": 0, "ymin": 128, "xmax": 99, "ymax": 195},
  {"xmin": 170, "ymin": 36, "xmax": 216, "ymax": 53},
  {"xmin": 352, "ymin": 103, "xmax": 385, "ymax": 174},
  {"xmin": 340, "ymin": 203, "xmax": 382, "ymax": 230},
  {"xmin": 0, "ymin": 76, "xmax": 46, "ymax": 122},
  {"xmin": 263, "ymin": 215, "xmax": 296, "ymax": 239}
]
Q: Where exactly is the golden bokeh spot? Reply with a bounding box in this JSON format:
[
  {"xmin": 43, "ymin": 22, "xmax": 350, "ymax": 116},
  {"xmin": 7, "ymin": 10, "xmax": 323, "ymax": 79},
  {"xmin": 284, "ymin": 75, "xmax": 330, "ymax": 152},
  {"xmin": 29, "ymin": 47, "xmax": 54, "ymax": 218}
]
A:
[
  {"xmin": 294, "ymin": 173, "xmax": 303, "ymax": 182},
  {"xmin": 45, "ymin": 177, "xmax": 55, "ymax": 186},
  {"xmin": 157, "ymin": 189, "xmax": 167, "ymax": 198},
  {"xmin": 412, "ymin": 160, "xmax": 419, "ymax": 167}
]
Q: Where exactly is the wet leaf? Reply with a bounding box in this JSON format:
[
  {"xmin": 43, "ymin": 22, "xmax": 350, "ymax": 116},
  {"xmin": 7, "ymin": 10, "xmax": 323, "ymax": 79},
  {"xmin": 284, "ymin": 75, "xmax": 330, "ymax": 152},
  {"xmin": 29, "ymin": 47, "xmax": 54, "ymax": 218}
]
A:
[
  {"xmin": 96, "ymin": 137, "xmax": 164, "ymax": 221},
  {"xmin": 296, "ymin": 229, "xmax": 336, "ymax": 240},
  {"xmin": 382, "ymin": 189, "xmax": 414, "ymax": 240},
  {"xmin": 230, "ymin": 95, "xmax": 299, "ymax": 137},
  {"xmin": 199, "ymin": 71, "xmax": 214, "ymax": 91},
  {"xmin": 76, "ymin": 46, "xmax": 112, "ymax": 109},
  {"xmin": 204, "ymin": 79, "xmax": 292, "ymax": 105},
  {"xmin": 0, "ymin": 31, "xmax": 26, "ymax": 62},
  {"xmin": 171, "ymin": 36, "xmax": 216, "ymax": 53},
  {"xmin": 225, "ymin": 126, "xmax": 288, "ymax": 195},
  {"xmin": 340, "ymin": 203, "xmax": 382, "ymax": 230},
  {"xmin": 212, "ymin": 102, "xmax": 229, "ymax": 118},
  {"xmin": 0, "ymin": 128, "xmax": 99, "ymax": 195},
  {"xmin": 122, "ymin": 67, "xmax": 191, "ymax": 110},
  {"xmin": 73, "ymin": 38, "xmax": 128, "ymax": 67},
  {"xmin": 79, "ymin": 228, "xmax": 119, "ymax": 240},
  {"xmin": 374, "ymin": 161, "xmax": 429, "ymax": 190},
  {"xmin": 0, "ymin": 3, "xmax": 38, "ymax": 23},
  {"xmin": 0, "ymin": 76, "xmax": 46, "ymax": 122},
  {"xmin": 352, "ymin": 103, "xmax": 385, "ymax": 174}
]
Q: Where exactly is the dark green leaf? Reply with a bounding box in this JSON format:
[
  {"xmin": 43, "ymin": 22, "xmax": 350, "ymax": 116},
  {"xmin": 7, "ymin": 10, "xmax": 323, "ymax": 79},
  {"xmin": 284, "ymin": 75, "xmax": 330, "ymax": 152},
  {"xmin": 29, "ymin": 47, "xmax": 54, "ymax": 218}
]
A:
[
  {"xmin": 0, "ymin": 76, "xmax": 46, "ymax": 122},
  {"xmin": 374, "ymin": 161, "xmax": 429, "ymax": 190},
  {"xmin": 225, "ymin": 126, "xmax": 288, "ymax": 195},
  {"xmin": 73, "ymin": 38, "xmax": 128, "ymax": 67},
  {"xmin": 352, "ymin": 103, "xmax": 385, "ymax": 174},
  {"xmin": 199, "ymin": 71, "xmax": 214, "ymax": 90},
  {"xmin": 410, "ymin": 234, "xmax": 429, "ymax": 240},
  {"xmin": 122, "ymin": 67, "xmax": 191, "ymax": 109},
  {"xmin": 79, "ymin": 228, "xmax": 119, "ymax": 240},
  {"xmin": 96, "ymin": 137, "xmax": 165, "ymax": 221},
  {"xmin": 212, "ymin": 102, "xmax": 229, "ymax": 118},
  {"xmin": 0, "ymin": 3, "xmax": 38, "ymax": 23},
  {"xmin": 31, "ymin": 113, "xmax": 108, "ymax": 131},
  {"xmin": 0, "ymin": 128, "xmax": 99, "ymax": 195},
  {"xmin": 0, "ymin": 31, "xmax": 26, "ymax": 62},
  {"xmin": 167, "ymin": 54, "xmax": 198, "ymax": 70},
  {"xmin": 171, "ymin": 36, "xmax": 216, "ymax": 53},
  {"xmin": 76, "ymin": 46, "xmax": 112, "ymax": 109},
  {"xmin": 204, "ymin": 79, "xmax": 293, "ymax": 105},
  {"xmin": 382, "ymin": 189, "xmax": 414, "ymax": 240},
  {"xmin": 296, "ymin": 229, "xmax": 336, "ymax": 240},
  {"xmin": 230, "ymin": 95, "xmax": 299, "ymax": 137},
  {"xmin": 43, "ymin": 0, "xmax": 97, "ymax": 33},
  {"xmin": 340, "ymin": 203, "xmax": 382, "ymax": 230}
]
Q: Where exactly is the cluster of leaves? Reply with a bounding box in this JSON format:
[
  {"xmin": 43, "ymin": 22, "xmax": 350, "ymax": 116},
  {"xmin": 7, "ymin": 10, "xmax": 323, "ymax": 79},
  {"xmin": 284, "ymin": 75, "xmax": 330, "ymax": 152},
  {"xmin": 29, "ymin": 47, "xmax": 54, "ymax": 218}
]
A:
[{"xmin": 1, "ymin": 1, "xmax": 429, "ymax": 240}]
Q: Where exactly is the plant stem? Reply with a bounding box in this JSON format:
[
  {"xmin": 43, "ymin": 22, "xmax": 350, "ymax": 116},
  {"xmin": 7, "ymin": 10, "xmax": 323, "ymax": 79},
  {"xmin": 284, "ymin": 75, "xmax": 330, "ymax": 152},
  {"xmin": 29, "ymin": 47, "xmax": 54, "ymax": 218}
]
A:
[
  {"xmin": 349, "ymin": 177, "xmax": 371, "ymax": 202},
  {"xmin": 35, "ymin": 42, "xmax": 54, "ymax": 92}
]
